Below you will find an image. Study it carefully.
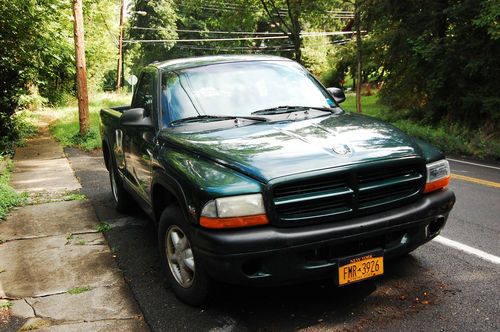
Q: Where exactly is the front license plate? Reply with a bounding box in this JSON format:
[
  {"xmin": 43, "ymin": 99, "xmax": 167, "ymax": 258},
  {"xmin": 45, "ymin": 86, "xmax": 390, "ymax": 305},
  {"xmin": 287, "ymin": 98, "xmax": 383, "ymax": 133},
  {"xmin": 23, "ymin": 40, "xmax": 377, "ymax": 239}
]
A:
[{"xmin": 337, "ymin": 251, "xmax": 384, "ymax": 286}]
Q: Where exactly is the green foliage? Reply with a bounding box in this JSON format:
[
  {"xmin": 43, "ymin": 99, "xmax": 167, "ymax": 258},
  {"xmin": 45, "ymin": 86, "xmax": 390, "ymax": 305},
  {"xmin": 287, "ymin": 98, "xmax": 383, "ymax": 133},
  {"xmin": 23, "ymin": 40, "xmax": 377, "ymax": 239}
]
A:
[
  {"xmin": 391, "ymin": 121, "xmax": 500, "ymax": 161},
  {"xmin": 0, "ymin": 159, "xmax": 27, "ymax": 220},
  {"xmin": 96, "ymin": 222, "xmax": 111, "ymax": 233},
  {"xmin": 473, "ymin": 0, "xmax": 500, "ymax": 40},
  {"xmin": 360, "ymin": 0, "xmax": 500, "ymax": 134},
  {"xmin": 302, "ymin": 35, "xmax": 336, "ymax": 77},
  {"xmin": 0, "ymin": 0, "xmax": 66, "ymax": 151},
  {"xmin": 0, "ymin": 299, "xmax": 12, "ymax": 310},
  {"xmin": 0, "ymin": 1, "xmax": 75, "ymax": 106},
  {"xmin": 48, "ymin": 93, "xmax": 131, "ymax": 151},
  {"xmin": 84, "ymin": 1, "xmax": 123, "ymax": 92},
  {"xmin": 342, "ymin": 93, "xmax": 390, "ymax": 119},
  {"xmin": 50, "ymin": 111, "xmax": 101, "ymax": 152},
  {"xmin": 0, "ymin": 0, "xmax": 120, "ymax": 153},
  {"xmin": 64, "ymin": 193, "xmax": 87, "ymax": 201},
  {"xmin": 17, "ymin": 94, "xmax": 49, "ymax": 112},
  {"xmin": 0, "ymin": 111, "xmax": 38, "ymax": 157},
  {"xmin": 342, "ymin": 93, "xmax": 500, "ymax": 160},
  {"xmin": 127, "ymin": 0, "xmax": 178, "ymax": 74}
]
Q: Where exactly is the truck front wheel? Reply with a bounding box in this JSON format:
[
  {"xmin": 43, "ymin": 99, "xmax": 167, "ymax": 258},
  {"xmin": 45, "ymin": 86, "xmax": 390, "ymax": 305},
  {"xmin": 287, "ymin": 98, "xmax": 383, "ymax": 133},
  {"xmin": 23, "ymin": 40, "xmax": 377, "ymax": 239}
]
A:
[{"xmin": 158, "ymin": 205, "xmax": 211, "ymax": 306}]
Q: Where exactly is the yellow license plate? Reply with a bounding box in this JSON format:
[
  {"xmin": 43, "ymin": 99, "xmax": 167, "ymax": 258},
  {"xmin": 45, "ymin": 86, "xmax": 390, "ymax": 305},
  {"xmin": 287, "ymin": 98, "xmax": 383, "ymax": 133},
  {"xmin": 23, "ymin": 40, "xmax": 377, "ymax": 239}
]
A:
[{"xmin": 338, "ymin": 252, "xmax": 384, "ymax": 286}]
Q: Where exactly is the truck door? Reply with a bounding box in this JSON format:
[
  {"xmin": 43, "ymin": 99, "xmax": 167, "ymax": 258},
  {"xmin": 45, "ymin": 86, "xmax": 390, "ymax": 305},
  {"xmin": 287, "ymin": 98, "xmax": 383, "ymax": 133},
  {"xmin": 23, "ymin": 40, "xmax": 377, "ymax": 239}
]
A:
[{"xmin": 123, "ymin": 67, "xmax": 158, "ymax": 201}]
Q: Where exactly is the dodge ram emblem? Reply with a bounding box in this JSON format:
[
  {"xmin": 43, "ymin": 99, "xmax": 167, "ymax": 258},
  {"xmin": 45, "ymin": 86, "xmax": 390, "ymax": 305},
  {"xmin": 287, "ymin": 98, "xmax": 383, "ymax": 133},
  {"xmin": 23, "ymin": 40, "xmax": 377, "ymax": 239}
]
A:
[{"xmin": 332, "ymin": 143, "xmax": 352, "ymax": 156}]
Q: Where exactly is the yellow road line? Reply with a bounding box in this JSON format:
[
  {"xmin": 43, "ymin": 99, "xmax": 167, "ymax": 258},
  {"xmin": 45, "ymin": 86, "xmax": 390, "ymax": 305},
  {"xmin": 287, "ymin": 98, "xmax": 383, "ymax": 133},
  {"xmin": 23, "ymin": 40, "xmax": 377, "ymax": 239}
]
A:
[{"xmin": 451, "ymin": 173, "xmax": 500, "ymax": 188}]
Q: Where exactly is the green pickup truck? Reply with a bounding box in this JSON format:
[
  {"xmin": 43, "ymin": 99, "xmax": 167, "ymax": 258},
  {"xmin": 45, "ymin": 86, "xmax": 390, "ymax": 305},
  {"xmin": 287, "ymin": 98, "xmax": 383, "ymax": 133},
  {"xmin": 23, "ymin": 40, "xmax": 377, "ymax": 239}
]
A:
[{"xmin": 100, "ymin": 55, "xmax": 455, "ymax": 305}]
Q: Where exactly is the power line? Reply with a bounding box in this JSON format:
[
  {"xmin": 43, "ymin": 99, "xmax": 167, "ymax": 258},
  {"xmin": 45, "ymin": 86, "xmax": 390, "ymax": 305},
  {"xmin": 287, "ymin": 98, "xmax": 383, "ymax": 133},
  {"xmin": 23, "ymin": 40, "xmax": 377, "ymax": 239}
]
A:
[
  {"xmin": 99, "ymin": 12, "xmax": 119, "ymax": 46},
  {"xmin": 176, "ymin": 43, "xmax": 294, "ymax": 49},
  {"xmin": 128, "ymin": 27, "xmax": 357, "ymax": 39},
  {"xmin": 175, "ymin": 1, "xmax": 354, "ymax": 16},
  {"xmin": 130, "ymin": 27, "xmax": 284, "ymax": 35},
  {"xmin": 176, "ymin": 2, "xmax": 353, "ymax": 19},
  {"xmin": 175, "ymin": 45, "xmax": 294, "ymax": 52},
  {"xmin": 124, "ymin": 35, "xmax": 290, "ymax": 43},
  {"xmin": 124, "ymin": 31, "xmax": 356, "ymax": 44}
]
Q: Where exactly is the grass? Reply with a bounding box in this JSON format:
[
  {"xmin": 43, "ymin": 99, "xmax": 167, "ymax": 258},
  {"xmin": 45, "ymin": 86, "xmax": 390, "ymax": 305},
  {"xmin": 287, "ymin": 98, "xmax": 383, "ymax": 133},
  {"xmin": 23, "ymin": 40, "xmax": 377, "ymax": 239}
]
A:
[
  {"xmin": 341, "ymin": 93, "xmax": 500, "ymax": 161},
  {"xmin": 67, "ymin": 286, "xmax": 91, "ymax": 295},
  {"xmin": 95, "ymin": 222, "xmax": 111, "ymax": 233},
  {"xmin": 342, "ymin": 93, "xmax": 390, "ymax": 119},
  {"xmin": 0, "ymin": 299, "xmax": 12, "ymax": 310},
  {"xmin": 63, "ymin": 193, "xmax": 86, "ymax": 201},
  {"xmin": 45, "ymin": 92, "xmax": 132, "ymax": 151},
  {"xmin": 19, "ymin": 318, "xmax": 51, "ymax": 331},
  {"xmin": 0, "ymin": 109, "xmax": 38, "ymax": 157},
  {"xmin": 0, "ymin": 158, "xmax": 27, "ymax": 220}
]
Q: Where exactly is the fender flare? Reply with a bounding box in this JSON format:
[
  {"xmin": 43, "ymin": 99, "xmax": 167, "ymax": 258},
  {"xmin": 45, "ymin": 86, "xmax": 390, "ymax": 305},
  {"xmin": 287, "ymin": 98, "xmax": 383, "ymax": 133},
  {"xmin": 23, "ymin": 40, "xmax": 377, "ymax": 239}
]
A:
[{"xmin": 151, "ymin": 169, "xmax": 194, "ymax": 225}]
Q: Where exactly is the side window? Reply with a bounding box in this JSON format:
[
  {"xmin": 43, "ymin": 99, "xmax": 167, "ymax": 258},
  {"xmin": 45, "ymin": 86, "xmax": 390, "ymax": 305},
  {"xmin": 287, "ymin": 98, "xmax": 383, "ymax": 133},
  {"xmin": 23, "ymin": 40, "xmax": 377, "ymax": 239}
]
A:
[{"xmin": 132, "ymin": 71, "xmax": 155, "ymax": 116}]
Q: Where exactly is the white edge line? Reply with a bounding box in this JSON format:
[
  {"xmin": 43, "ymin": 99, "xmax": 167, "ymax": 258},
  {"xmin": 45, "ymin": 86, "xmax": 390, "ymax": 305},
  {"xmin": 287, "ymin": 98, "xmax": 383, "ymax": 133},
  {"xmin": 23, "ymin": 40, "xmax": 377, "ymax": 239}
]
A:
[
  {"xmin": 433, "ymin": 236, "xmax": 500, "ymax": 265},
  {"xmin": 448, "ymin": 158, "xmax": 500, "ymax": 170}
]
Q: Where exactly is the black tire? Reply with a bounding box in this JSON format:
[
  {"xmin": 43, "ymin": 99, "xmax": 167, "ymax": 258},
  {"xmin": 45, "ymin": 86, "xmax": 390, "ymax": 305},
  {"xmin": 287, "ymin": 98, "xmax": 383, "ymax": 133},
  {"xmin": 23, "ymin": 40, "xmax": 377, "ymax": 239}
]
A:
[
  {"xmin": 158, "ymin": 205, "xmax": 212, "ymax": 306},
  {"xmin": 108, "ymin": 153, "xmax": 134, "ymax": 213}
]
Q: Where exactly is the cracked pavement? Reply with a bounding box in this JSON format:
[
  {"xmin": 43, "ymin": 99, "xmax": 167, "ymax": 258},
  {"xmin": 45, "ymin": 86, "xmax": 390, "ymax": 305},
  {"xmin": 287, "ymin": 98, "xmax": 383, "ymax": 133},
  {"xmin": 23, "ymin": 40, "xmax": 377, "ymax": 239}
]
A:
[{"xmin": 0, "ymin": 124, "xmax": 148, "ymax": 331}]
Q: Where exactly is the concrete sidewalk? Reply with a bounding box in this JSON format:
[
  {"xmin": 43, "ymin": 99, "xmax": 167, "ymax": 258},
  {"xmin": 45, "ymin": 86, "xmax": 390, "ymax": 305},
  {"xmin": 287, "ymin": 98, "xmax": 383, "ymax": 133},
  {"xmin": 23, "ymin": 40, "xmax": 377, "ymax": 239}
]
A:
[{"xmin": 0, "ymin": 123, "xmax": 148, "ymax": 331}]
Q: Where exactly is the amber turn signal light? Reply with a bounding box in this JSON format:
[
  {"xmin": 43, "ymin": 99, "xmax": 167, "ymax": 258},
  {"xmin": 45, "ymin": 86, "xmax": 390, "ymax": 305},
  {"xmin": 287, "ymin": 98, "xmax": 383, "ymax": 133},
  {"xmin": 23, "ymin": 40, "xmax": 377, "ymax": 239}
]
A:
[
  {"xmin": 424, "ymin": 175, "xmax": 450, "ymax": 193},
  {"xmin": 200, "ymin": 214, "xmax": 269, "ymax": 229}
]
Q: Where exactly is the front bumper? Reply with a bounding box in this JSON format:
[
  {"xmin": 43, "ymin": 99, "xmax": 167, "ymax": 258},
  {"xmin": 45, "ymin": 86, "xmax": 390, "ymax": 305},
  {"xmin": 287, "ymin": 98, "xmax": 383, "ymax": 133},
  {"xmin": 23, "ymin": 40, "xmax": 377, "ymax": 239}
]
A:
[{"xmin": 192, "ymin": 189, "xmax": 455, "ymax": 285}]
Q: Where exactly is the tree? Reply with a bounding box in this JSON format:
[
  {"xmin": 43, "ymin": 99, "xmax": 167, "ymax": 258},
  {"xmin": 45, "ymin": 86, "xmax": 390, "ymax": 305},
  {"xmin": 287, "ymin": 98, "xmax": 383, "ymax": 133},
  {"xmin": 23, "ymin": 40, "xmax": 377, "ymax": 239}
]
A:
[
  {"xmin": 173, "ymin": 0, "xmax": 264, "ymax": 57},
  {"xmin": 84, "ymin": 0, "xmax": 122, "ymax": 92},
  {"xmin": 0, "ymin": 0, "xmax": 74, "ymax": 152},
  {"xmin": 72, "ymin": 0, "xmax": 90, "ymax": 135},
  {"xmin": 362, "ymin": 0, "xmax": 500, "ymax": 132},
  {"xmin": 258, "ymin": 0, "xmax": 303, "ymax": 63},
  {"xmin": 258, "ymin": 1, "xmax": 350, "ymax": 64},
  {"xmin": 127, "ymin": 0, "xmax": 178, "ymax": 74}
]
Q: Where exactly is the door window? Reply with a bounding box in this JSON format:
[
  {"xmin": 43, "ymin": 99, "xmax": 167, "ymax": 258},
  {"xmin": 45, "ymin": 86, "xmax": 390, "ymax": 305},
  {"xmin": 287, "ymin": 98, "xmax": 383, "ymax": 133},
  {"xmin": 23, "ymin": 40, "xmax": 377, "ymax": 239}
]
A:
[{"xmin": 132, "ymin": 70, "xmax": 156, "ymax": 116}]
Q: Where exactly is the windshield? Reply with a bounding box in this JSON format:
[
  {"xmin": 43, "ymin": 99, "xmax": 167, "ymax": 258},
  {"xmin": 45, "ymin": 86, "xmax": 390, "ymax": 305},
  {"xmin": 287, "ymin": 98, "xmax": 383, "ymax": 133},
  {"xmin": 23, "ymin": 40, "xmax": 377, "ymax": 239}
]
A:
[{"xmin": 161, "ymin": 60, "xmax": 335, "ymax": 128}]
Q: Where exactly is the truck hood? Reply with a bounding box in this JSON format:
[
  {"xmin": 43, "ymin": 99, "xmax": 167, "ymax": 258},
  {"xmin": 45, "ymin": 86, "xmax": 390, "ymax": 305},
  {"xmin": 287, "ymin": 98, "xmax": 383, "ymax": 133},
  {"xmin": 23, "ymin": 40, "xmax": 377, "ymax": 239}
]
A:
[{"xmin": 161, "ymin": 113, "xmax": 422, "ymax": 182}]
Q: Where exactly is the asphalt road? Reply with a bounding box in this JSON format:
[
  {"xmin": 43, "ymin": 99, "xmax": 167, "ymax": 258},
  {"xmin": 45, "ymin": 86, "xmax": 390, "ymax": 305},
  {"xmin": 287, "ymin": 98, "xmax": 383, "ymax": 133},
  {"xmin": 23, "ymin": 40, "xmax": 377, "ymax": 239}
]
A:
[{"xmin": 66, "ymin": 149, "xmax": 499, "ymax": 331}]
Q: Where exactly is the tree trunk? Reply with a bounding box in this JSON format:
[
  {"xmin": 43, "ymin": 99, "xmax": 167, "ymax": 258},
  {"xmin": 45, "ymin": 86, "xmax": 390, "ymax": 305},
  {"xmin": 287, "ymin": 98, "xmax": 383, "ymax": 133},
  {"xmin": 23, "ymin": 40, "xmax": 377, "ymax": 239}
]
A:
[
  {"xmin": 72, "ymin": 0, "xmax": 89, "ymax": 135},
  {"xmin": 288, "ymin": 0, "xmax": 303, "ymax": 63},
  {"xmin": 292, "ymin": 33, "xmax": 302, "ymax": 63},
  {"xmin": 355, "ymin": 0, "xmax": 362, "ymax": 113},
  {"xmin": 116, "ymin": 0, "xmax": 125, "ymax": 92}
]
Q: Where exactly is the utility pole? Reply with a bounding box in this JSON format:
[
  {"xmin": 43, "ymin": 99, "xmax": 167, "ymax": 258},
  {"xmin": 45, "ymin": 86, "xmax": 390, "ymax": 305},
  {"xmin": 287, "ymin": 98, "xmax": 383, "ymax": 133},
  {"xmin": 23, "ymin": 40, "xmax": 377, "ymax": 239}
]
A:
[
  {"xmin": 354, "ymin": 0, "xmax": 362, "ymax": 113},
  {"xmin": 116, "ymin": 0, "xmax": 125, "ymax": 92},
  {"xmin": 72, "ymin": 0, "xmax": 90, "ymax": 135}
]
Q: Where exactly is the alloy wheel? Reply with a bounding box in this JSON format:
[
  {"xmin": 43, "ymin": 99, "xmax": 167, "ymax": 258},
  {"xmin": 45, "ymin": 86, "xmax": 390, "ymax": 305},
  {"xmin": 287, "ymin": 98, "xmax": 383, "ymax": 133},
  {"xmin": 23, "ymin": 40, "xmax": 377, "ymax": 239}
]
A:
[{"xmin": 165, "ymin": 225, "xmax": 195, "ymax": 288}]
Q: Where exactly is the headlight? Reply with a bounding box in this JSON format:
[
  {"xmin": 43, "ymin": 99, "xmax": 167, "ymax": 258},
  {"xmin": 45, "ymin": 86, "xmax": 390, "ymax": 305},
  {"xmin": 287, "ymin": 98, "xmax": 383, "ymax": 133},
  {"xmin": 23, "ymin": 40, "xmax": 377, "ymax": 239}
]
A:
[
  {"xmin": 200, "ymin": 194, "xmax": 268, "ymax": 229},
  {"xmin": 424, "ymin": 159, "xmax": 450, "ymax": 193}
]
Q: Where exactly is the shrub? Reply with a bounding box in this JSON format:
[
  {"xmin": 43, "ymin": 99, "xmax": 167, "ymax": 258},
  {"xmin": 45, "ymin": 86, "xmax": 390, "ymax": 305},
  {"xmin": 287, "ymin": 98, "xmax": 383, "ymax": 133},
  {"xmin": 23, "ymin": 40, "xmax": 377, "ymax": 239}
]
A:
[{"xmin": 0, "ymin": 158, "xmax": 27, "ymax": 219}]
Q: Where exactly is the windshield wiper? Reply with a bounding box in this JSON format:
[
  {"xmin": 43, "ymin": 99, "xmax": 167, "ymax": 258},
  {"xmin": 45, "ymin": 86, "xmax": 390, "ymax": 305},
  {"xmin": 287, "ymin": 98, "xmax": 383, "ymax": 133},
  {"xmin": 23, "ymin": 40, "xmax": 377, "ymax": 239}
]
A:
[
  {"xmin": 170, "ymin": 114, "xmax": 268, "ymax": 126},
  {"xmin": 251, "ymin": 105, "xmax": 341, "ymax": 115}
]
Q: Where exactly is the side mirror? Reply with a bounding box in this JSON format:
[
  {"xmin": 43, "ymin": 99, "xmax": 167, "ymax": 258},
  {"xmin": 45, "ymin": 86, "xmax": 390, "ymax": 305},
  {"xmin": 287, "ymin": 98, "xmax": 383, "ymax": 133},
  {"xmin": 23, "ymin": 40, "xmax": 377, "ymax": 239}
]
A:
[
  {"xmin": 120, "ymin": 108, "xmax": 153, "ymax": 127},
  {"xmin": 327, "ymin": 87, "xmax": 346, "ymax": 104}
]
